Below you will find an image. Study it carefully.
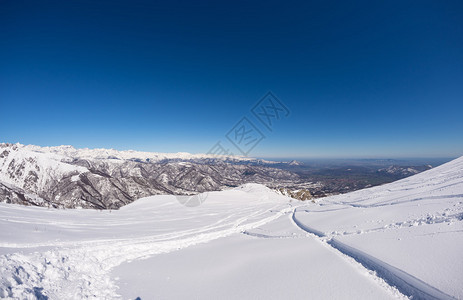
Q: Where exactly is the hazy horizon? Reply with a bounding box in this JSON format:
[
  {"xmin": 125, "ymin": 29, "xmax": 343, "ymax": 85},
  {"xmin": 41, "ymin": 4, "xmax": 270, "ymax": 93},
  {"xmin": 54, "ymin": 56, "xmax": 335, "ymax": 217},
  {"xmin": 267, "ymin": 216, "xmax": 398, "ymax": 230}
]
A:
[{"xmin": 1, "ymin": 141, "xmax": 458, "ymax": 164}]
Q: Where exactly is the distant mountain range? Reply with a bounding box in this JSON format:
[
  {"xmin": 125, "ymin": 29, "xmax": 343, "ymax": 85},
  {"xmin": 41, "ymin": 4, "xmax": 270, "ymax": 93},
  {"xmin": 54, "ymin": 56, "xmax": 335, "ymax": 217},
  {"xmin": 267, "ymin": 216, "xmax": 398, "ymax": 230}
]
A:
[
  {"xmin": 0, "ymin": 143, "xmax": 307, "ymax": 209},
  {"xmin": 0, "ymin": 143, "xmax": 438, "ymax": 209}
]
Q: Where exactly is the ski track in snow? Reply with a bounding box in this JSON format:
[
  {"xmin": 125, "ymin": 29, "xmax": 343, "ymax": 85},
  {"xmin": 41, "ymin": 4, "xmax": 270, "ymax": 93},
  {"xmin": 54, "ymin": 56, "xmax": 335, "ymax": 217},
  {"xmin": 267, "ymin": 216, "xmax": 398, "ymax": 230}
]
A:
[
  {"xmin": 1, "ymin": 157, "xmax": 462, "ymax": 299},
  {"xmin": 0, "ymin": 202, "xmax": 292, "ymax": 299},
  {"xmin": 327, "ymin": 239, "xmax": 455, "ymax": 300},
  {"xmin": 290, "ymin": 209, "xmax": 456, "ymax": 300}
]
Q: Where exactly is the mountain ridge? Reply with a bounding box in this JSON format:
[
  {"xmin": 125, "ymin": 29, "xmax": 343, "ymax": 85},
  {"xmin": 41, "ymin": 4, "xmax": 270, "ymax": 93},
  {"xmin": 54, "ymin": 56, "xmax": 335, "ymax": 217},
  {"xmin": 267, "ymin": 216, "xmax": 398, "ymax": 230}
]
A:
[{"xmin": 0, "ymin": 143, "xmax": 305, "ymax": 209}]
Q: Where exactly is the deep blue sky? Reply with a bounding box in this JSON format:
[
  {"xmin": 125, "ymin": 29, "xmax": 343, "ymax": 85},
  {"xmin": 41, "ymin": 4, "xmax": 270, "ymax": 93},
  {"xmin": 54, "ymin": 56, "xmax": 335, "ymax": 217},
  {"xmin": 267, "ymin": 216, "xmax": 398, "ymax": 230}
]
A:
[{"xmin": 1, "ymin": 0, "xmax": 462, "ymax": 158}]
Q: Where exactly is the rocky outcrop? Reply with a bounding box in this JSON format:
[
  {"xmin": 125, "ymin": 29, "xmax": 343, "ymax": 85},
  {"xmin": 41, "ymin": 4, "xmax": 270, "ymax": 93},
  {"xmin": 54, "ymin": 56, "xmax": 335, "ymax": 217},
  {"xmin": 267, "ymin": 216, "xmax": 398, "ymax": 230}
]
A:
[{"xmin": 276, "ymin": 188, "xmax": 313, "ymax": 201}]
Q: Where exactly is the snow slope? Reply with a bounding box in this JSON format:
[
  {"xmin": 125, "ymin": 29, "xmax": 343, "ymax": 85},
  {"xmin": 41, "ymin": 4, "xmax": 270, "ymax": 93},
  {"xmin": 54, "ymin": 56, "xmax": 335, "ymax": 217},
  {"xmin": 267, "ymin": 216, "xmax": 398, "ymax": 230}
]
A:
[
  {"xmin": 0, "ymin": 145, "xmax": 88, "ymax": 192},
  {"xmin": 292, "ymin": 156, "xmax": 463, "ymax": 299},
  {"xmin": 0, "ymin": 157, "xmax": 462, "ymax": 299}
]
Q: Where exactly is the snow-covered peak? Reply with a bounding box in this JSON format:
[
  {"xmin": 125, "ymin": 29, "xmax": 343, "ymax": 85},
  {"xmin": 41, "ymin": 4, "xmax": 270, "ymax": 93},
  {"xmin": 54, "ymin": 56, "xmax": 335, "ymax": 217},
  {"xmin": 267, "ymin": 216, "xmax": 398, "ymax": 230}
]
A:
[
  {"xmin": 288, "ymin": 160, "xmax": 303, "ymax": 166},
  {"xmin": 0, "ymin": 144, "xmax": 88, "ymax": 191},
  {"xmin": 2, "ymin": 143, "xmax": 268, "ymax": 163}
]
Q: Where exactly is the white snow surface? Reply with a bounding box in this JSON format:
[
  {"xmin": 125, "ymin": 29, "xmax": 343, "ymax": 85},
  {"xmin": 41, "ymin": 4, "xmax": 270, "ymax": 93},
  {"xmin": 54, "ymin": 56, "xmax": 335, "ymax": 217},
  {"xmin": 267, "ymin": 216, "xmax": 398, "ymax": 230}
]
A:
[
  {"xmin": 3, "ymin": 143, "xmax": 272, "ymax": 164},
  {"xmin": 0, "ymin": 157, "xmax": 462, "ymax": 299},
  {"xmin": 0, "ymin": 145, "xmax": 89, "ymax": 191}
]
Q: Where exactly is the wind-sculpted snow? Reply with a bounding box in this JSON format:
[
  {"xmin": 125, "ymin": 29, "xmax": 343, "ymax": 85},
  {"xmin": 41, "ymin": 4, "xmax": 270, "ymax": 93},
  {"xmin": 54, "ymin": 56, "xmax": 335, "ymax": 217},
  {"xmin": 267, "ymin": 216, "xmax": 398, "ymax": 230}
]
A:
[{"xmin": 0, "ymin": 143, "xmax": 300, "ymax": 209}]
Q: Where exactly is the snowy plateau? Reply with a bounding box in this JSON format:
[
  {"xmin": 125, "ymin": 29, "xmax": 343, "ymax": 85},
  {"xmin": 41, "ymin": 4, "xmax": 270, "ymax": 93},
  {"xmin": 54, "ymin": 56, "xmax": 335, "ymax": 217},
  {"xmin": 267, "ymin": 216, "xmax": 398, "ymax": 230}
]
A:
[{"xmin": 0, "ymin": 154, "xmax": 462, "ymax": 299}]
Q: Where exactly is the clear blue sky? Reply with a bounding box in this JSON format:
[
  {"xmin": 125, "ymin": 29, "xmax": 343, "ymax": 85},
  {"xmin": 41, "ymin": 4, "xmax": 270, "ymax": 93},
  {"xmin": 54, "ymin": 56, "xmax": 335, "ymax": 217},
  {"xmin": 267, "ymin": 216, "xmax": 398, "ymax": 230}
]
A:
[{"xmin": 1, "ymin": 0, "xmax": 462, "ymax": 158}]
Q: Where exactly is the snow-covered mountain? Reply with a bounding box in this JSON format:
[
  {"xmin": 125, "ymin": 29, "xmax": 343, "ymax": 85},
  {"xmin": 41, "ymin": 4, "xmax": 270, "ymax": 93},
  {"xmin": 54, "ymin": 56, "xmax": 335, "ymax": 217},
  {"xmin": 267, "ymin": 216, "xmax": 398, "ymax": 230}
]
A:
[
  {"xmin": 378, "ymin": 164, "xmax": 433, "ymax": 176},
  {"xmin": 0, "ymin": 155, "xmax": 462, "ymax": 299},
  {"xmin": 15, "ymin": 143, "xmax": 277, "ymax": 164},
  {"xmin": 0, "ymin": 143, "xmax": 301, "ymax": 209}
]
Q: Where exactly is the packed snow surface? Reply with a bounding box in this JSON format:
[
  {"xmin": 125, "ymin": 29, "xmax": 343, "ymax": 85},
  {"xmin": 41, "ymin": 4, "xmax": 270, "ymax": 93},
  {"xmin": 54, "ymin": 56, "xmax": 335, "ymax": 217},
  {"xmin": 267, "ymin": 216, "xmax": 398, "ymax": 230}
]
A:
[{"xmin": 0, "ymin": 157, "xmax": 462, "ymax": 299}]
